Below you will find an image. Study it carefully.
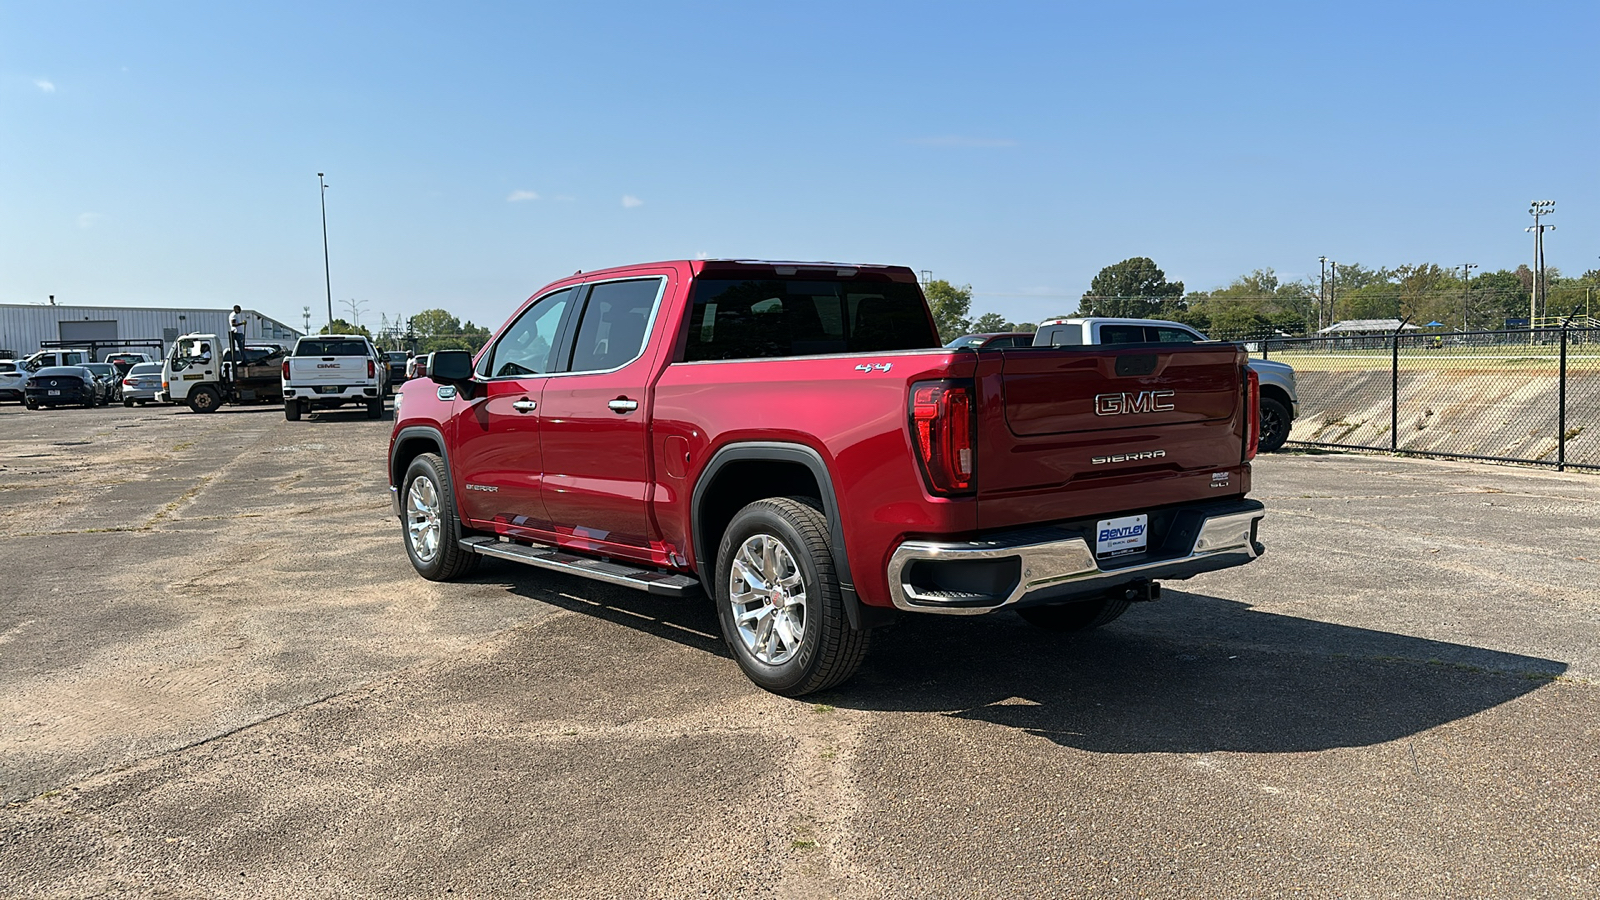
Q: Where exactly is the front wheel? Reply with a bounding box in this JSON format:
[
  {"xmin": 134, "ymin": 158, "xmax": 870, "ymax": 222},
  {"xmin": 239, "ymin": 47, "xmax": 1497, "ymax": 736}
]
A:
[
  {"xmin": 189, "ymin": 386, "xmax": 221, "ymax": 413},
  {"xmin": 714, "ymin": 497, "xmax": 869, "ymax": 697},
  {"xmin": 401, "ymin": 453, "xmax": 478, "ymax": 581},
  {"xmin": 1258, "ymin": 396, "xmax": 1291, "ymax": 453}
]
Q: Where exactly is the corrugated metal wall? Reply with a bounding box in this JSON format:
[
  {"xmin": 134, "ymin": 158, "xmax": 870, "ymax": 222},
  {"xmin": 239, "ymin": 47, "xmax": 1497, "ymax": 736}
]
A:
[{"xmin": 0, "ymin": 304, "xmax": 302, "ymax": 359}]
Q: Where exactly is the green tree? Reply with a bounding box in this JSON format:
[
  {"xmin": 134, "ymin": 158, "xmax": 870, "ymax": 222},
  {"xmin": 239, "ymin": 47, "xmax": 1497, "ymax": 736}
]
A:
[
  {"xmin": 1078, "ymin": 257, "xmax": 1185, "ymax": 318},
  {"xmin": 924, "ymin": 279, "xmax": 973, "ymax": 343},
  {"xmin": 319, "ymin": 319, "xmax": 372, "ymax": 339},
  {"xmin": 971, "ymin": 312, "xmax": 1036, "ymax": 334}
]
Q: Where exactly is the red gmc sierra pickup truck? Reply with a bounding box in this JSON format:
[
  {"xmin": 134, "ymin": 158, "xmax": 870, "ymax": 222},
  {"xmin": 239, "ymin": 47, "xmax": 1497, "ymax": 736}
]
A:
[{"xmin": 388, "ymin": 259, "xmax": 1266, "ymax": 695}]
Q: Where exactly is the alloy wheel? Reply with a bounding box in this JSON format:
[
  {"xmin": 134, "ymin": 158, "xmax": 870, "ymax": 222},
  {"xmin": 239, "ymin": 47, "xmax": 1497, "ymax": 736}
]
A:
[
  {"xmin": 728, "ymin": 532, "xmax": 808, "ymax": 665},
  {"xmin": 406, "ymin": 476, "xmax": 442, "ymax": 563}
]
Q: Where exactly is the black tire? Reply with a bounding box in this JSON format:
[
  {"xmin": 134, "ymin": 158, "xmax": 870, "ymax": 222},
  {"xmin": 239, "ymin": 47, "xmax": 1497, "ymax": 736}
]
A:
[
  {"xmin": 366, "ymin": 399, "xmax": 383, "ymax": 419},
  {"xmin": 24, "ymin": 399, "xmax": 38, "ymax": 410},
  {"xmin": 714, "ymin": 497, "xmax": 870, "ymax": 697},
  {"xmin": 1017, "ymin": 592, "xmax": 1131, "ymax": 632},
  {"xmin": 400, "ymin": 453, "xmax": 479, "ymax": 581},
  {"xmin": 82, "ymin": 395, "xmax": 96, "ymax": 409},
  {"xmin": 123, "ymin": 398, "xmax": 134, "ymax": 408},
  {"xmin": 189, "ymin": 386, "xmax": 221, "ymax": 413},
  {"xmin": 1258, "ymin": 396, "xmax": 1291, "ymax": 453},
  {"xmin": 284, "ymin": 401, "xmax": 301, "ymax": 421}
]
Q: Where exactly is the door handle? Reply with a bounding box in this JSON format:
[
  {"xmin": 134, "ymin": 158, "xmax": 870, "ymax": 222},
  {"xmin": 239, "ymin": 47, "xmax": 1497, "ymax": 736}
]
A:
[
  {"xmin": 512, "ymin": 399, "xmax": 537, "ymax": 413},
  {"xmin": 608, "ymin": 398, "xmax": 639, "ymax": 414}
]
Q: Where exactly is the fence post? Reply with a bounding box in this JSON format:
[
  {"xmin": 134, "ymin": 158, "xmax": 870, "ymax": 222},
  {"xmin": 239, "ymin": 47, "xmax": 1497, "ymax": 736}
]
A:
[
  {"xmin": 1391, "ymin": 328, "xmax": 1400, "ymax": 451},
  {"xmin": 1559, "ymin": 318, "xmax": 1570, "ymax": 472}
]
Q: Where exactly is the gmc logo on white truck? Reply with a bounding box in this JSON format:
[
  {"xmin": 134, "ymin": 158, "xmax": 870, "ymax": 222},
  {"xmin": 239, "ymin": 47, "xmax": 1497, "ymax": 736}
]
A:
[{"xmin": 1095, "ymin": 390, "xmax": 1176, "ymax": 416}]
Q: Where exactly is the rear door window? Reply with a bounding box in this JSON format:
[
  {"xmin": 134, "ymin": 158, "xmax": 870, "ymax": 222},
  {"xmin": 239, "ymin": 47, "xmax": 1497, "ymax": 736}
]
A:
[
  {"xmin": 1099, "ymin": 325, "xmax": 1148, "ymax": 344},
  {"xmin": 1152, "ymin": 327, "xmax": 1199, "ymax": 343}
]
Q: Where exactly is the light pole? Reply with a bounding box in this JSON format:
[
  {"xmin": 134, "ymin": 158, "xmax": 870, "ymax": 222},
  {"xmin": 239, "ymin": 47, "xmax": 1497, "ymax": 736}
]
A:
[
  {"xmin": 302, "ymin": 305, "xmax": 311, "ymax": 335},
  {"xmin": 1526, "ymin": 200, "xmax": 1555, "ymax": 325},
  {"xmin": 319, "ymin": 173, "xmax": 333, "ymax": 330},
  {"xmin": 1460, "ymin": 263, "xmax": 1477, "ymax": 330},
  {"xmin": 342, "ymin": 297, "xmax": 368, "ymax": 330},
  {"xmin": 1328, "ymin": 260, "xmax": 1338, "ymax": 328},
  {"xmin": 1317, "ymin": 256, "xmax": 1328, "ymax": 331}
]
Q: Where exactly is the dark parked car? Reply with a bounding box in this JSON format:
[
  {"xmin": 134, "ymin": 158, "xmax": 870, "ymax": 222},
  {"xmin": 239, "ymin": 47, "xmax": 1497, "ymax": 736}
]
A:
[
  {"xmin": 121, "ymin": 362, "xmax": 166, "ymax": 406},
  {"xmin": 24, "ymin": 366, "xmax": 109, "ymax": 409},
  {"xmin": 384, "ymin": 351, "xmax": 411, "ymax": 391},
  {"xmin": 81, "ymin": 362, "xmax": 123, "ymax": 403}
]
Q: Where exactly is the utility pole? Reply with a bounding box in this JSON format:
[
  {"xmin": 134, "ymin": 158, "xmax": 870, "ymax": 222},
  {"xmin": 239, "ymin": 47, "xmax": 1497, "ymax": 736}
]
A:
[
  {"xmin": 1526, "ymin": 200, "xmax": 1555, "ymax": 325},
  {"xmin": 1317, "ymin": 257, "xmax": 1328, "ymax": 331},
  {"xmin": 1328, "ymin": 261, "xmax": 1339, "ymax": 328},
  {"xmin": 319, "ymin": 173, "xmax": 334, "ymax": 329},
  {"xmin": 1460, "ymin": 263, "xmax": 1477, "ymax": 330},
  {"xmin": 302, "ymin": 305, "xmax": 311, "ymax": 335}
]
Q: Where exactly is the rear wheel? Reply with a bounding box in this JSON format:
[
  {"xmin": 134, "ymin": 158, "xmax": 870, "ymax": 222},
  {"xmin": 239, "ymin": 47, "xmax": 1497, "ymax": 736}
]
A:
[
  {"xmin": 1017, "ymin": 592, "xmax": 1130, "ymax": 632},
  {"xmin": 714, "ymin": 497, "xmax": 870, "ymax": 696},
  {"xmin": 401, "ymin": 453, "xmax": 478, "ymax": 581},
  {"xmin": 366, "ymin": 399, "xmax": 383, "ymax": 419},
  {"xmin": 284, "ymin": 400, "xmax": 301, "ymax": 421},
  {"xmin": 123, "ymin": 398, "xmax": 135, "ymax": 407},
  {"xmin": 189, "ymin": 386, "xmax": 221, "ymax": 413}
]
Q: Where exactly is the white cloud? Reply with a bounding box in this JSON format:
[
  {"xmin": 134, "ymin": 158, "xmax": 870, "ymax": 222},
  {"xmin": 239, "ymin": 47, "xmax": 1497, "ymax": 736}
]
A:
[
  {"xmin": 621, "ymin": 195, "xmax": 643, "ymax": 209},
  {"xmin": 34, "ymin": 78, "xmax": 55, "ymax": 93},
  {"xmin": 909, "ymin": 135, "xmax": 1017, "ymax": 148},
  {"xmin": 77, "ymin": 212, "xmax": 103, "ymax": 229},
  {"xmin": 506, "ymin": 190, "xmax": 540, "ymax": 202}
]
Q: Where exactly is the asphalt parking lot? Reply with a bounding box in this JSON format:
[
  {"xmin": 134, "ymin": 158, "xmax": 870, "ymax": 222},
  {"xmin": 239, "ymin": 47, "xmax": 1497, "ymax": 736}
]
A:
[{"xmin": 1, "ymin": 400, "xmax": 1597, "ymax": 898}]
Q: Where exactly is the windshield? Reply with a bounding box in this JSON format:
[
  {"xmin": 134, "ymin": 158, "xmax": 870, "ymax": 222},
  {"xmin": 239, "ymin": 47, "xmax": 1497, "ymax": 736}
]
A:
[
  {"xmin": 296, "ymin": 339, "xmax": 370, "ymax": 357},
  {"xmin": 169, "ymin": 338, "xmax": 213, "ymax": 372}
]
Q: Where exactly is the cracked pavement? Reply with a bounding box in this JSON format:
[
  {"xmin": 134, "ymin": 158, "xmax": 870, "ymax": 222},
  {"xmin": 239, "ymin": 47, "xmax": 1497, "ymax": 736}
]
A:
[{"xmin": 1, "ymin": 401, "xmax": 1597, "ymax": 898}]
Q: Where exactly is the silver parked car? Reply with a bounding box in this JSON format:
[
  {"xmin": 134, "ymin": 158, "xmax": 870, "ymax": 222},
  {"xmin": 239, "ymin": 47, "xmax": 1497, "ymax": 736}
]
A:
[
  {"xmin": 0, "ymin": 360, "xmax": 24, "ymax": 403},
  {"xmin": 120, "ymin": 362, "xmax": 166, "ymax": 406}
]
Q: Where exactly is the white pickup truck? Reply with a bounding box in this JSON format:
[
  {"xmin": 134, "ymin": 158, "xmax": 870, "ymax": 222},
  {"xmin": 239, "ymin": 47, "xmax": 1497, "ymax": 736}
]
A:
[{"xmin": 281, "ymin": 334, "xmax": 387, "ymax": 420}]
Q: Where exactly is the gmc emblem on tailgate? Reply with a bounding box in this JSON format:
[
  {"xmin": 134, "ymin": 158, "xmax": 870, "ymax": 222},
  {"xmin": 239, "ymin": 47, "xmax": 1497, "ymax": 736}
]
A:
[{"xmin": 1095, "ymin": 390, "xmax": 1175, "ymax": 416}]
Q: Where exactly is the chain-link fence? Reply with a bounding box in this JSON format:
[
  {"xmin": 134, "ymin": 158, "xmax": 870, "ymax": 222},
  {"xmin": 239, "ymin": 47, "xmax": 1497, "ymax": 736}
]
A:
[{"xmin": 1243, "ymin": 325, "xmax": 1599, "ymax": 471}]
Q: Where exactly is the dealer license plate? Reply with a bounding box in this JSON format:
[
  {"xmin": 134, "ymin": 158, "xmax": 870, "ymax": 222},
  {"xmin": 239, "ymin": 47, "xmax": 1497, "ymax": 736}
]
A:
[
  {"xmin": 47, "ymin": 390, "xmax": 61, "ymax": 396},
  {"xmin": 1095, "ymin": 514, "xmax": 1148, "ymax": 558}
]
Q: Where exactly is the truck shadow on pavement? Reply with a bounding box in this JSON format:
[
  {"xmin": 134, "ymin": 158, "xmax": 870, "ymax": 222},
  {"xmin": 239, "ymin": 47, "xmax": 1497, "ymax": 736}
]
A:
[
  {"xmin": 489, "ymin": 566, "xmax": 1565, "ymax": 755},
  {"xmin": 843, "ymin": 590, "xmax": 1568, "ymax": 754}
]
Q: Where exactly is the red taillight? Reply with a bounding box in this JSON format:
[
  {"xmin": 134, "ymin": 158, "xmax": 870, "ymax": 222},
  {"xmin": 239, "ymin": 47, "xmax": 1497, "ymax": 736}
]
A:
[
  {"xmin": 122, "ymin": 378, "xmax": 134, "ymax": 386},
  {"xmin": 367, "ymin": 359, "xmax": 376, "ymax": 378},
  {"xmin": 910, "ymin": 380, "xmax": 976, "ymax": 495},
  {"xmin": 1245, "ymin": 367, "xmax": 1261, "ymax": 461},
  {"xmin": 282, "ymin": 360, "xmax": 290, "ymax": 380}
]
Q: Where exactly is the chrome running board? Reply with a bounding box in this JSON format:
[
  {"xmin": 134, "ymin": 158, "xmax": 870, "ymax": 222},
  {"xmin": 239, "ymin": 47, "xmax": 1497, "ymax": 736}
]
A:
[{"xmin": 459, "ymin": 535, "xmax": 701, "ymax": 598}]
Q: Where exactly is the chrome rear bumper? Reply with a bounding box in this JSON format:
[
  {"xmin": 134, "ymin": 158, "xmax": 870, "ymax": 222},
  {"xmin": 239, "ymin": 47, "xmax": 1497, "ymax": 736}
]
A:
[{"xmin": 886, "ymin": 501, "xmax": 1265, "ymax": 615}]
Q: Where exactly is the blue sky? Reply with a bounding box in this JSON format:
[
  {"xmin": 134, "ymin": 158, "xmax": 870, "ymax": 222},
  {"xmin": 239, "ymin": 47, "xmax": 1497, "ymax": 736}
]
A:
[{"xmin": 3, "ymin": 1, "xmax": 1597, "ymax": 332}]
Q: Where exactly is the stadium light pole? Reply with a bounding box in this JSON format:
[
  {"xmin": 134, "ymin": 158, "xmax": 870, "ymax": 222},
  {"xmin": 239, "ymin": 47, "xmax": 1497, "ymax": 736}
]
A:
[
  {"xmin": 319, "ymin": 173, "xmax": 334, "ymax": 331},
  {"xmin": 1526, "ymin": 200, "xmax": 1555, "ymax": 325},
  {"xmin": 1460, "ymin": 263, "xmax": 1477, "ymax": 330}
]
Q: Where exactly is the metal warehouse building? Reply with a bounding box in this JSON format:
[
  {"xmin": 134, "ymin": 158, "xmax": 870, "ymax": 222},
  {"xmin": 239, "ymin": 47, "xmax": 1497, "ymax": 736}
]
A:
[{"xmin": 0, "ymin": 303, "xmax": 302, "ymax": 360}]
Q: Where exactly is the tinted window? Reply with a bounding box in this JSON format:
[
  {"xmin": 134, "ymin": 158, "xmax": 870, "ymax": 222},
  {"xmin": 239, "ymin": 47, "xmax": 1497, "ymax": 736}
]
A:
[
  {"xmin": 1037, "ymin": 325, "xmax": 1081, "ymax": 346},
  {"xmin": 0, "ymin": 363, "xmax": 15, "ymax": 373},
  {"xmin": 296, "ymin": 339, "xmax": 370, "ymax": 357},
  {"xmin": 1099, "ymin": 325, "xmax": 1148, "ymax": 344},
  {"xmin": 568, "ymin": 278, "xmax": 660, "ymax": 373},
  {"xmin": 1153, "ymin": 327, "xmax": 1199, "ymax": 343},
  {"xmin": 130, "ymin": 363, "xmax": 162, "ymax": 375},
  {"xmin": 684, "ymin": 278, "xmax": 938, "ymax": 361},
  {"xmin": 483, "ymin": 288, "xmax": 574, "ymax": 377}
]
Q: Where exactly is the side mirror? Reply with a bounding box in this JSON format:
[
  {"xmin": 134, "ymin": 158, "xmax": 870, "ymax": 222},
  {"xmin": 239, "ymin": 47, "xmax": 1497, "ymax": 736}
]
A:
[{"xmin": 429, "ymin": 349, "xmax": 475, "ymax": 397}]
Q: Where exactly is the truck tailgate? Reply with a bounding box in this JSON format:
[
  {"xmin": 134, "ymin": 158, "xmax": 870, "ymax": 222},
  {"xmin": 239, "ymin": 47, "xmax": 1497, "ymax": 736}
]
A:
[
  {"xmin": 287, "ymin": 356, "xmax": 368, "ymax": 386},
  {"xmin": 974, "ymin": 344, "xmax": 1249, "ymax": 530}
]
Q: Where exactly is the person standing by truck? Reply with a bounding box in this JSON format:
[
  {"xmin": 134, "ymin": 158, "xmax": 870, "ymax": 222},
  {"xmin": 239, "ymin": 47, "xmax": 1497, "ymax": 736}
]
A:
[{"xmin": 228, "ymin": 306, "xmax": 247, "ymax": 364}]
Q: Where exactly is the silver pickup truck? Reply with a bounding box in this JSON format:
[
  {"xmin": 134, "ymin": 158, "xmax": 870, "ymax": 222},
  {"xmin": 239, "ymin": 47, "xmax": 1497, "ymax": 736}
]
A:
[
  {"xmin": 281, "ymin": 334, "xmax": 387, "ymax": 421},
  {"xmin": 1031, "ymin": 317, "xmax": 1298, "ymax": 452}
]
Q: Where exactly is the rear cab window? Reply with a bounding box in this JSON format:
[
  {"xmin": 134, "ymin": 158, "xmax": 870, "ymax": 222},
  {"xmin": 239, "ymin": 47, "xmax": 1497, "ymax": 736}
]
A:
[
  {"xmin": 295, "ymin": 339, "xmax": 370, "ymax": 357},
  {"xmin": 683, "ymin": 277, "xmax": 938, "ymax": 361}
]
